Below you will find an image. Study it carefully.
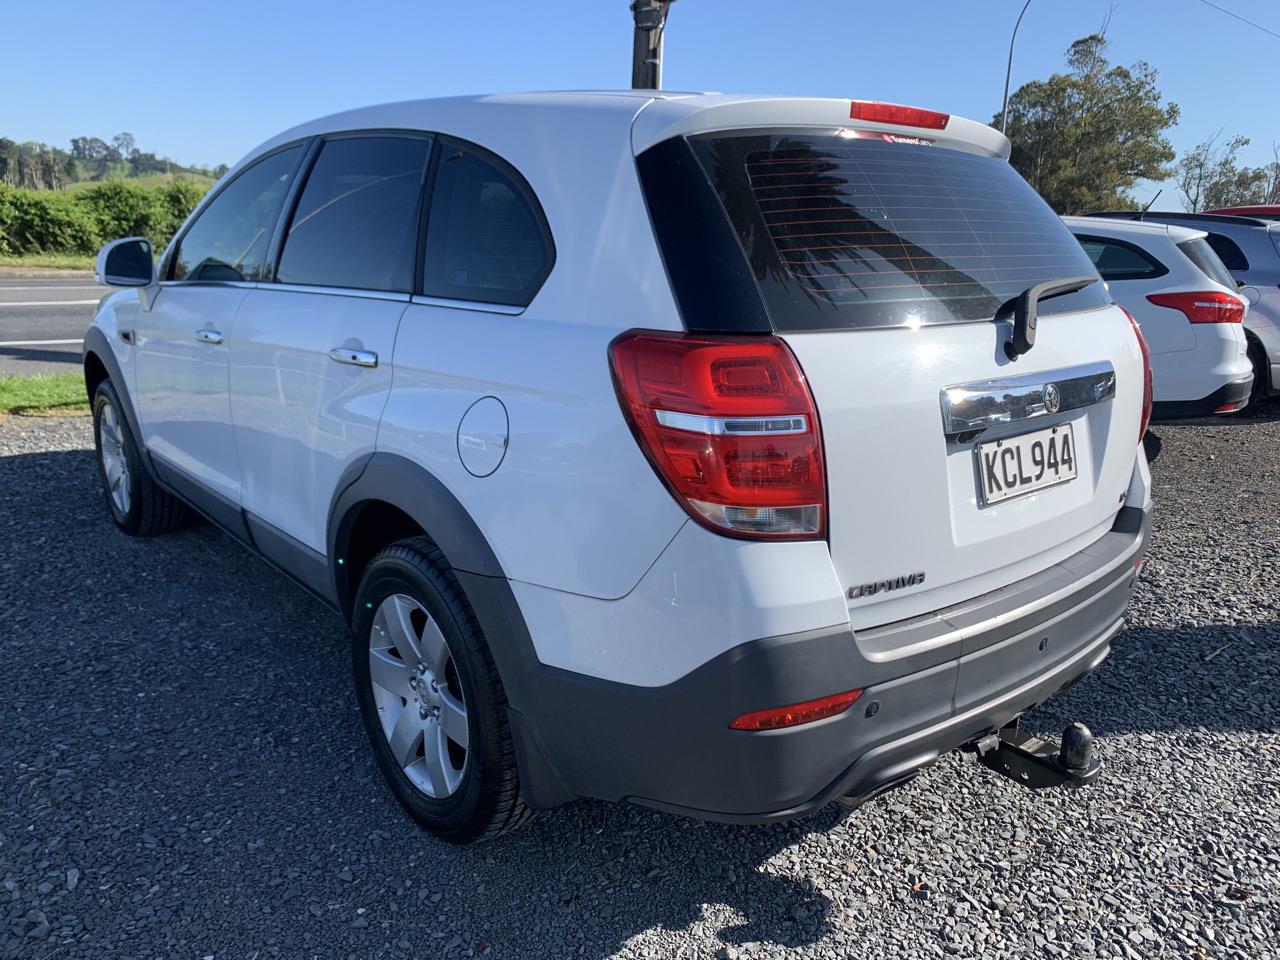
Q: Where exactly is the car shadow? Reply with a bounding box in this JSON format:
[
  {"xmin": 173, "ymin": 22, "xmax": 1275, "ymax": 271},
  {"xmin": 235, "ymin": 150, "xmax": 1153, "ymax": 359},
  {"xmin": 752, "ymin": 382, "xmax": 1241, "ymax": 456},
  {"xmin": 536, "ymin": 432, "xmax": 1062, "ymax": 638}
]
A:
[{"xmin": 1, "ymin": 443, "xmax": 1275, "ymax": 959}]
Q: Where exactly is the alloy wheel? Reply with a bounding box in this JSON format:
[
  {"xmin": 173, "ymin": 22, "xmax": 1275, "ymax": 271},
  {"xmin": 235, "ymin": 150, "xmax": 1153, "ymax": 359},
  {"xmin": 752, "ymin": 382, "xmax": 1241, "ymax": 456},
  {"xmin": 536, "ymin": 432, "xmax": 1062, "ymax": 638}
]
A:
[
  {"xmin": 368, "ymin": 593, "xmax": 469, "ymax": 798},
  {"xmin": 98, "ymin": 401, "xmax": 131, "ymax": 515}
]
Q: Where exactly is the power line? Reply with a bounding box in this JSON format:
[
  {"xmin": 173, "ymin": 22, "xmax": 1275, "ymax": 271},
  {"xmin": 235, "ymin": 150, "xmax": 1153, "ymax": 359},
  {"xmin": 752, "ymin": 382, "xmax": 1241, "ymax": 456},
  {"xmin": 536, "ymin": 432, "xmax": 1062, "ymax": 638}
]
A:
[{"xmin": 1194, "ymin": 0, "xmax": 1280, "ymax": 42}]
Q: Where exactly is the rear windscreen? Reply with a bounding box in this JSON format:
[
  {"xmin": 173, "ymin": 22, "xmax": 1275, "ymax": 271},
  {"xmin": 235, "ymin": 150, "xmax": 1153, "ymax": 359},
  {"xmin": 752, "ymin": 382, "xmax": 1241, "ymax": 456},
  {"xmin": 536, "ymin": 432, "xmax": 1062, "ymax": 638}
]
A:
[
  {"xmin": 688, "ymin": 132, "xmax": 1110, "ymax": 331},
  {"xmin": 1177, "ymin": 237, "xmax": 1236, "ymax": 289}
]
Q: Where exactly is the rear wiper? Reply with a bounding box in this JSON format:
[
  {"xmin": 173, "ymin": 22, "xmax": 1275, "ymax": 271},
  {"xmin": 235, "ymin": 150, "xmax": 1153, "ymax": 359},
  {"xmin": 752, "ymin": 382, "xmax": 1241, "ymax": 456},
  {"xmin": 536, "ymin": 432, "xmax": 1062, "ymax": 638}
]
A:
[{"xmin": 998, "ymin": 275, "xmax": 1098, "ymax": 361}]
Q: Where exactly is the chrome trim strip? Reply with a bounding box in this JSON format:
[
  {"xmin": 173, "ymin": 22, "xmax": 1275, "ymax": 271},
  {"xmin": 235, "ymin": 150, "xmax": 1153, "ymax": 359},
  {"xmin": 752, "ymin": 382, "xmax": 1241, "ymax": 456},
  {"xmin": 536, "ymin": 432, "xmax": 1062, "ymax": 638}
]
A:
[
  {"xmin": 940, "ymin": 361, "xmax": 1115, "ymax": 437},
  {"xmin": 654, "ymin": 410, "xmax": 809, "ymax": 436},
  {"xmin": 409, "ymin": 295, "xmax": 525, "ymax": 316},
  {"xmin": 263, "ymin": 283, "xmax": 411, "ymax": 302}
]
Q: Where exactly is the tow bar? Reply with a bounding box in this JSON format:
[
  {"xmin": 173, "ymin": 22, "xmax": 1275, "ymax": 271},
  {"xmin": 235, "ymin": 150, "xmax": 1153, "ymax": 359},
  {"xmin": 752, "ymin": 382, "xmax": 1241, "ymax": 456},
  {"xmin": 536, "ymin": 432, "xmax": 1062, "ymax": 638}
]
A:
[{"xmin": 973, "ymin": 721, "xmax": 1101, "ymax": 789}]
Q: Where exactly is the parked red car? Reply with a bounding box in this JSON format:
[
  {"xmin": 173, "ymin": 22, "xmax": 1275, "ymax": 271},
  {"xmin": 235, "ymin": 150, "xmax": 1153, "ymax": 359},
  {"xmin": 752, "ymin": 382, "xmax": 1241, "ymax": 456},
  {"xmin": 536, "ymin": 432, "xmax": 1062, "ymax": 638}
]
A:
[{"xmin": 1205, "ymin": 205, "xmax": 1280, "ymax": 219}]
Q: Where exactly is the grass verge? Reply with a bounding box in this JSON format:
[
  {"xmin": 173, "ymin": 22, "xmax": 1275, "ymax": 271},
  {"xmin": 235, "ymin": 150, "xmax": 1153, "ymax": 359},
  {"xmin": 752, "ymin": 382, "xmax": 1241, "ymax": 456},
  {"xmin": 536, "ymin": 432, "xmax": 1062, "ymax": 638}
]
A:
[
  {"xmin": 0, "ymin": 373, "xmax": 89, "ymax": 415},
  {"xmin": 0, "ymin": 253, "xmax": 96, "ymax": 271}
]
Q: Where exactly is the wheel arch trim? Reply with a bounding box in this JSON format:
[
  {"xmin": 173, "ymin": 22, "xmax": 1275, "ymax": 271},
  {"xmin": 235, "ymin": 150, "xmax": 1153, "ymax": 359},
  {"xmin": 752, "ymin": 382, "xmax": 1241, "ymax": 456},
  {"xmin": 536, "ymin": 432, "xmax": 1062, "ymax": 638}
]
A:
[
  {"xmin": 326, "ymin": 452, "xmax": 578, "ymax": 808},
  {"xmin": 82, "ymin": 327, "xmax": 154, "ymax": 479}
]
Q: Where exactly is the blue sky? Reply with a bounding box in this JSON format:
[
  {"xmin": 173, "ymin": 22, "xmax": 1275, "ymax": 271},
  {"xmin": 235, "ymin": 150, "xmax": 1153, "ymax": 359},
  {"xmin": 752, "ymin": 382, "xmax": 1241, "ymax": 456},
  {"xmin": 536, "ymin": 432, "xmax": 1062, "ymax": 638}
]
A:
[{"xmin": 5, "ymin": 0, "xmax": 1278, "ymax": 207}]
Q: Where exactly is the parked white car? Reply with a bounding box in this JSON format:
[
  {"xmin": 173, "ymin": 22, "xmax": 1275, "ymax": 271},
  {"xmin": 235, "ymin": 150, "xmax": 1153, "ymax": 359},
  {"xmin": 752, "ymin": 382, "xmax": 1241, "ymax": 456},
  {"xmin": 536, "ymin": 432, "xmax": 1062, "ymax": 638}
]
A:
[
  {"xmin": 85, "ymin": 93, "xmax": 1151, "ymax": 842},
  {"xmin": 1065, "ymin": 216, "xmax": 1253, "ymax": 417}
]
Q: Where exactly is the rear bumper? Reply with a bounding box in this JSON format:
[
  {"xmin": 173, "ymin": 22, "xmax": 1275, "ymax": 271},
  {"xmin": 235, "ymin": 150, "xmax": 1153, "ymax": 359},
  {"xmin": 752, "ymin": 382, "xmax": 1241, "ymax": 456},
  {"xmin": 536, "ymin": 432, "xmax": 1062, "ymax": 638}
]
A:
[
  {"xmin": 1152, "ymin": 373, "xmax": 1253, "ymax": 419},
  {"xmin": 514, "ymin": 504, "xmax": 1151, "ymax": 822}
]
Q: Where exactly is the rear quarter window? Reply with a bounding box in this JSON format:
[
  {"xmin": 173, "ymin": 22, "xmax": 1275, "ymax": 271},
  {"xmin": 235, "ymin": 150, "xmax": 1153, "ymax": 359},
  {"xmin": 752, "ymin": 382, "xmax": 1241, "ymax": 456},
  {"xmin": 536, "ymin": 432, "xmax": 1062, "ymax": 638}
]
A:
[
  {"xmin": 1177, "ymin": 237, "xmax": 1236, "ymax": 289},
  {"xmin": 684, "ymin": 132, "xmax": 1110, "ymax": 332},
  {"xmin": 1204, "ymin": 232, "xmax": 1249, "ymax": 272},
  {"xmin": 1075, "ymin": 235, "xmax": 1168, "ymax": 281}
]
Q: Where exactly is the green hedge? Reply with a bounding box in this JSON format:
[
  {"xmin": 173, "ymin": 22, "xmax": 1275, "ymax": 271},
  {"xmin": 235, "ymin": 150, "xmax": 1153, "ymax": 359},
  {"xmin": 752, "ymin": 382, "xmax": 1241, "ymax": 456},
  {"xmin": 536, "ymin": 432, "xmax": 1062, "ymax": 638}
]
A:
[{"xmin": 0, "ymin": 180, "xmax": 209, "ymax": 258}]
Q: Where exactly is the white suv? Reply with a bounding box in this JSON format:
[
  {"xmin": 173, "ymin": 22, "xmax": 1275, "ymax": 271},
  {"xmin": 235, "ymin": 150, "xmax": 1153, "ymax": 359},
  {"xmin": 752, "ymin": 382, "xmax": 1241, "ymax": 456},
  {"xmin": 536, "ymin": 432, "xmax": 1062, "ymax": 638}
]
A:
[
  {"xmin": 1064, "ymin": 216, "xmax": 1253, "ymax": 417},
  {"xmin": 85, "ymin": 93, "xmax": 1152, "ymax": 843}
]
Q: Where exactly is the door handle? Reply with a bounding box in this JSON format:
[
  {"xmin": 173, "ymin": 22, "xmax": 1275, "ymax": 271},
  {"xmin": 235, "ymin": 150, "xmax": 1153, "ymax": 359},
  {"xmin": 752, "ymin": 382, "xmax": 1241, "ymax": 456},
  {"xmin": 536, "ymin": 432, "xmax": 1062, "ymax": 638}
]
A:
[
  {"xmin": 329, "ymin": 347, "xmax": 378, "ymax": 368},
  {"xmin": 196, "ymin": 329, "xmax": 224, "ymax": 345}
]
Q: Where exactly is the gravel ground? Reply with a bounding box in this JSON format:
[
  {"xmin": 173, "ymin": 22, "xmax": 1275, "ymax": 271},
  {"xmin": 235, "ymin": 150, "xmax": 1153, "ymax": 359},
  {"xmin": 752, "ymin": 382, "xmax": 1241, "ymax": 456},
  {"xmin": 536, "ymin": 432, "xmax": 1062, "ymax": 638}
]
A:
[{"xmin": 1, "ymin": 405, "xmax": 1277, "ymax": 960}]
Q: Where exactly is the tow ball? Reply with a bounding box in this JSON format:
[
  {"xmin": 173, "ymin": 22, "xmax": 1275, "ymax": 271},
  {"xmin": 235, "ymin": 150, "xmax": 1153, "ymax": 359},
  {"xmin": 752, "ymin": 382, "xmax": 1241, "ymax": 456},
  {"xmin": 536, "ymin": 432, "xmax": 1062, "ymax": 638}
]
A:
[{"xmin": 972, "ymin": 720, "xmax": 1101, "ymax": 789}]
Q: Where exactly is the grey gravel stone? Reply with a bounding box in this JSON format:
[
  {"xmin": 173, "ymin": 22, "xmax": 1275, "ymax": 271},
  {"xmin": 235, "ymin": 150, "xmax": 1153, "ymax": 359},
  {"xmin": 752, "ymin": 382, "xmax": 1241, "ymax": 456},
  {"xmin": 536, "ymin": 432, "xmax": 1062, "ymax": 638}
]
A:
[{"xmin": 1, "ymin": 405, "xmax": 1277, "ymax": 960}]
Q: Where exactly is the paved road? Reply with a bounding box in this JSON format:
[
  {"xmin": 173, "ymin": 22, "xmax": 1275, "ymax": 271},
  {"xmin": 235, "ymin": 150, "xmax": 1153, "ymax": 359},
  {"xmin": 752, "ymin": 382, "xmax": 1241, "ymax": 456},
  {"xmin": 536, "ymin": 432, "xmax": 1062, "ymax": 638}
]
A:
[
  {"xmin": 0, "ymin": 407, "xmax": 1277, "ymax": 959},
  {"xmin": 0, "ymin": 277, "xmax": 107, "ymax": 376}
]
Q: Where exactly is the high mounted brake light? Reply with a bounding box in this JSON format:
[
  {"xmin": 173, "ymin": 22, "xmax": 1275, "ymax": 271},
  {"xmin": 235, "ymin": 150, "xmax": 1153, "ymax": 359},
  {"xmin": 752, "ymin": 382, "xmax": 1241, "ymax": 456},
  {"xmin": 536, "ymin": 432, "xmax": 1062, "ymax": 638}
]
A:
[
  {"xmin": 849, "ymin": 100, "xmax": 949, "ymax": 130},
  {"xmin": 609, "ymin": 331, "xmax": 826, "ymax": 540}
]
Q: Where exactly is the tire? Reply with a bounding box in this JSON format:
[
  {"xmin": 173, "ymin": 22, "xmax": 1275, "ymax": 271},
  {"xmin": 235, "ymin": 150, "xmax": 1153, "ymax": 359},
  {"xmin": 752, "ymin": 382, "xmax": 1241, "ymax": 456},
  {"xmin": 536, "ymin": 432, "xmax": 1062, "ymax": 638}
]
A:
[
  {"xmin": 92, "ymin": 379, "xmax": 191, "ymax": 536},
  {"xmin": 351, "ymin": 536, "xmax": 532, "ymax": 843},
  {"xmin": 1247, "ymin": 337, "xmax": 1269, "ymax": 405}
]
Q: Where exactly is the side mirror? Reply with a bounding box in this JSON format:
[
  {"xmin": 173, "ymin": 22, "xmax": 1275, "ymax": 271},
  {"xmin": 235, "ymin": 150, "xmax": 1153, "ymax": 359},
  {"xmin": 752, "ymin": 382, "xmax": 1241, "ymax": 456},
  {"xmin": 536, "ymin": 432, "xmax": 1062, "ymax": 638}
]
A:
[{"xmin": 96, "ymin": 237, "xmax": 155, "ymax": 287}]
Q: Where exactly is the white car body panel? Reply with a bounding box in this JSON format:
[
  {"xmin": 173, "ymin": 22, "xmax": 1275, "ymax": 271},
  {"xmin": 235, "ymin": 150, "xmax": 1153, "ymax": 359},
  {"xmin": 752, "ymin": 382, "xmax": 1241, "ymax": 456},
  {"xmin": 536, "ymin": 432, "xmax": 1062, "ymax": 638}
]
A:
[
  {"xmin": 784, "ymin": 305, "xmax": 1143, "ymax": 629},
  {"xmin": 228, "ymin": 287, "xmax": 407, "ymax": 553},
  {"xmin": 134, "ymin": 285, "xmax": 249, "ymax": 502},
  {"xmin": 380, "ymin": 304, "xmax": 687, "ymax": 600}
]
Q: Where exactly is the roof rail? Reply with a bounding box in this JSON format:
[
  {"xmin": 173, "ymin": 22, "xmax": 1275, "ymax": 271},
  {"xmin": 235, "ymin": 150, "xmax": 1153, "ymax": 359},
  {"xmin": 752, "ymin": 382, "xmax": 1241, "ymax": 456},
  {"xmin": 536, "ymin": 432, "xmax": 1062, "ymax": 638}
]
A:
[{"xmin": 1084, "ymin": 210, "xmax": 1273, "ymax": 228}]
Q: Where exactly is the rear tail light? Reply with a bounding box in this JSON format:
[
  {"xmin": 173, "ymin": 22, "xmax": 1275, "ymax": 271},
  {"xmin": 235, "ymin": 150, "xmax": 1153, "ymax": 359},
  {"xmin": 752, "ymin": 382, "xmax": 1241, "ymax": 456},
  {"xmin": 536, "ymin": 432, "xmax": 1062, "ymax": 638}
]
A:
[
  {"xmin": 609, "ymin": 331, "xmax": 826, "ymax": 540},
  {"xmin": 1119, "ymin": 307, "xmax": 1153, "ymax": 440},
  {"xmin": 849, "ymin": 100, "xmax": 949, "ymax": 130},
  {"xmin": 1145, "ymin": 291, "xmax": 1244, "ymax": 324},
  {"xmin": 729, "ymin": 689, "xmax": 863, "ymax": 731}
]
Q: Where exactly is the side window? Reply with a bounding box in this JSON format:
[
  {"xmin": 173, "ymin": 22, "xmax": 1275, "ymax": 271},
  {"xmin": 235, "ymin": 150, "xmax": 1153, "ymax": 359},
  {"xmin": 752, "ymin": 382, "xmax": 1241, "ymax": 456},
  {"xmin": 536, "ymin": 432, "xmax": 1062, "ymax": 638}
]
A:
[
  {"xmin": 422, "ymin": 141, "xmax": 553, "ymax": 306},
  {"xmin": 277, "ymin": 136, "xmax": 432, "ymax": 292},
  {"xmin": 172, "ymin": 146, "xmax": 302, "ymax": 282},
  {"xmin": 1076, "ymin": 236, "xmax": 1167, "ymax": 281},
  {"xmin": 1204, "ymin": 232, "xmax": 1249, "ymax": 271}
]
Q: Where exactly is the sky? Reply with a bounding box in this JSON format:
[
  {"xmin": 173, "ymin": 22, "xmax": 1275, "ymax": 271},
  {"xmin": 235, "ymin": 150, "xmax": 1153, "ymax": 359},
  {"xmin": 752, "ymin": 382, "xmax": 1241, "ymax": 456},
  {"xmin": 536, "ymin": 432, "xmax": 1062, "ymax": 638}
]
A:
[{"xmin": 4, "ymin": 0, "xmax": 1278, "ymax": 208}]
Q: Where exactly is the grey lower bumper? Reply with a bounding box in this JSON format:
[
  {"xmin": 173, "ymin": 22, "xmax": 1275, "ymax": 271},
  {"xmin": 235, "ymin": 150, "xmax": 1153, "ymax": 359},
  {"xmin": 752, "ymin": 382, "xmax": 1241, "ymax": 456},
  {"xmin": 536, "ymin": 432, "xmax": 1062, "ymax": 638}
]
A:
[{"xmin": 511, "ymin": 504, "xmax": 1151, "ymax": 822}]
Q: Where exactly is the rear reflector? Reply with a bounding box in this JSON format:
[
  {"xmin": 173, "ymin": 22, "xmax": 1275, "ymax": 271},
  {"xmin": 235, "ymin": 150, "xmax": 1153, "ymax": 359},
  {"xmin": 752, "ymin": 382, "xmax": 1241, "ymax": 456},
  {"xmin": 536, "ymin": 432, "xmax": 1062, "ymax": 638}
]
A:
[
  {"xmin": 1215, "ymin": 401, "xmax": 1246, "ymax": 414},
  {"xmin": 1119, "ymin": 307, "xmax": 1153, "ymax": 440},
  {"xmin": 849, "ymin": 100, "xmax": 949, "ymax": 130},
  {"xmin": 729, "ymin": 689, "xmax": 863, "ymax": 731},
  {"xmin": 609, "ymin": 331, "xmax": 826, "ymax": 540},
  {"xmin": 1145, "ymin": 291, "xmax": 1245, "ymax": 324}
]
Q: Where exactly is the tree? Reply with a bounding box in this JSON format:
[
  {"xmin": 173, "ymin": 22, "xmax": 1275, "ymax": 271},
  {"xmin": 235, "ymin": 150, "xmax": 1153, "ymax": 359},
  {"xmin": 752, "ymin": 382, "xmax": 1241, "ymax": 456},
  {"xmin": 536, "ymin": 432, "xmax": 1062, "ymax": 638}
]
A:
[
  {"xmin": 998, "ymin": 34, "xmax": 1179, "ymax": 213},
  {"xmin": 112, "ymin": 132, "xmax": 136, "ymax": 160},
  {"xmin": 1177, "ymin": 134, "xmax": 1280, "ymax": 210}
]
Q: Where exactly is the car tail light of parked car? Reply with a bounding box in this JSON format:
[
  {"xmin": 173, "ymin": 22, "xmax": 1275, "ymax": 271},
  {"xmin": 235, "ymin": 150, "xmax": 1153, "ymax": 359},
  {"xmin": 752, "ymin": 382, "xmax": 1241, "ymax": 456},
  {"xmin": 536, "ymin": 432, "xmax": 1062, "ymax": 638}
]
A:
[
  {"xmin": 1120, "ymin": 306, "xmax": 1154, "ymax": 438},
  {"xmin": 610, "ymin": 331, "xmax": 826, "ymax": 540},
  {"xmin": 1145, "ymin": 291, "xmax": 1245, "ymax": 324}
]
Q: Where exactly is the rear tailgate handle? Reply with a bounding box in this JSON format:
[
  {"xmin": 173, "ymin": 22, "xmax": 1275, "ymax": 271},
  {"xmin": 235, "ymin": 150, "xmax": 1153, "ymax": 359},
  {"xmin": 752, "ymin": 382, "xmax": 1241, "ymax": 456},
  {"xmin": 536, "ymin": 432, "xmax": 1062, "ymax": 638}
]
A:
[
  {"xmin": 329, "ymin": 347, "xmax": 378, "ymax": 368},
  {"xmin": 940, "ymin": 361, "xmax": 1116, "ymax": 439}
]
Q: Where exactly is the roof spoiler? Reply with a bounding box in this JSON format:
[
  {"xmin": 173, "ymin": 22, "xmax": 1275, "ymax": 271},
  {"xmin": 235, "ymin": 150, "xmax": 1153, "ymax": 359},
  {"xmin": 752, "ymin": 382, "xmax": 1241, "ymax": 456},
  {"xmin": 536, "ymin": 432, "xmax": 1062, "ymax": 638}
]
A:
[{"xmin": 1086, "ymin": 210, "xmax": 1274, "ymax": 228}]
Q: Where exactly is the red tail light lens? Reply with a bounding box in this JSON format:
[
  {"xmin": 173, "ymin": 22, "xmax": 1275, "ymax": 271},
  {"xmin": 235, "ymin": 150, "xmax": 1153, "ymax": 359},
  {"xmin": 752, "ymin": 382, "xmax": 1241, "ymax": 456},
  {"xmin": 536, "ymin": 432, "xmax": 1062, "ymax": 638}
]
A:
[
  {"xmin": 1120, "ymin": 307, "xmax": 1153, "ymax": 440},
  {"xmin": 849, "ymin": 100, "xmax": 949, "ymax": 130},
  {"xmin": 609, "ymin": 331, "xmax": 826, "ymax": 540},
  {"xmin": 730, "ymin": 689, "xmax": 863, "ymax": 731},
  {"xmin": 1145, "ymin": 291, "xmax": 1244, "ymax": 324}
]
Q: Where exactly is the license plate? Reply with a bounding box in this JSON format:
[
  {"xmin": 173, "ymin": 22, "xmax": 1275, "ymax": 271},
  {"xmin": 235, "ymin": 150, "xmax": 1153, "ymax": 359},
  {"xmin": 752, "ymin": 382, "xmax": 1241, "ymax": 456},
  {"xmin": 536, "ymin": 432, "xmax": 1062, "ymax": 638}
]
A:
[{"xmin": 977, "ymin": 422, "xmax": 1076, "ymax": 505}]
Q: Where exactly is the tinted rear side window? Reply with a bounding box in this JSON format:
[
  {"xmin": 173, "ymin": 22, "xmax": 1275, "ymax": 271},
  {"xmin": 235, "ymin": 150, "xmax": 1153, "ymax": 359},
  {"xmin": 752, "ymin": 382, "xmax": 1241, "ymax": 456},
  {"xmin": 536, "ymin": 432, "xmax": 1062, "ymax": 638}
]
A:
[
  {"xmin": 1204, "ymin": 232, "xmax": 1249, "ymax": 271},
  {"xmin": 277, "ymin": 136, "xmax": 431, "ymax": 292},
  {"xmin": 1076, "ymin": 235, "xmax": 1167, "ymax": 281},
  {"xmin": 687, "ymin": 133, "xmax": 1109, "ymax": 331},
  {"xmin": 1177, "ymin": 237, "xmax": 1236, "ymax": 289},
  {"xmin": 422, "ymin": 141, "xmax": 552, "ymax": 306},
  {"xmin": 172, "ymin": 145, "xmax": 302, "ymax": 282}
]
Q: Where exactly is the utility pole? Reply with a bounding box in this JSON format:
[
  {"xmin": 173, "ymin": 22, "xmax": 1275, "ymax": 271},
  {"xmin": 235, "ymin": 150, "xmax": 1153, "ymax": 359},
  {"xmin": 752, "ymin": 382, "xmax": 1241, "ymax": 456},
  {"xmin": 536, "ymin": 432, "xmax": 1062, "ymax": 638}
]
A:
[{"xmin": 631, "ymin": 1, "xmax": 675, "ymax": 90}]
